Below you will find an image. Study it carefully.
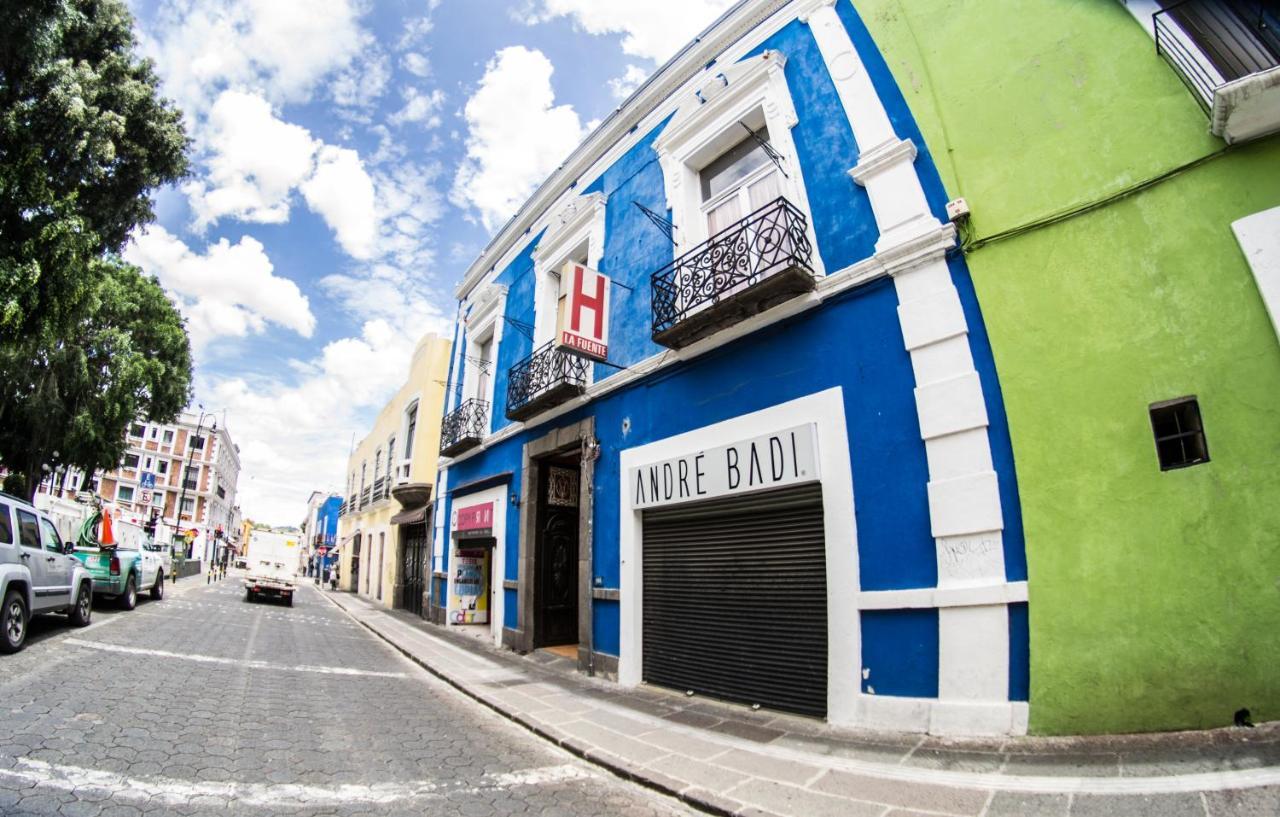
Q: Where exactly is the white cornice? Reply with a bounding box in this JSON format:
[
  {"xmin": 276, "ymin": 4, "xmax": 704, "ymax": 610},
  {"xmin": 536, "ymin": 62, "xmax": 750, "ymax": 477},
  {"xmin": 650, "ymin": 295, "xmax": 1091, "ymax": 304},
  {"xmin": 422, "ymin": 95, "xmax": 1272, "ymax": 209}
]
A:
[{"xmin": 454, "ymin": 0, "xmax": 796, "ymax": 300}]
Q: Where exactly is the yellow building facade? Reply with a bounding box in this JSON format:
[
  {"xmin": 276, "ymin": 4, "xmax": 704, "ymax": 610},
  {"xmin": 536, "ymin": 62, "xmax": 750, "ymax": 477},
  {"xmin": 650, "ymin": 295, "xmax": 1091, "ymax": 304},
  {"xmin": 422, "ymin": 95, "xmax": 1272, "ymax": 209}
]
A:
[{"xmin": 336, "ymin": 333, "xmax": 451, "ymax": 608}]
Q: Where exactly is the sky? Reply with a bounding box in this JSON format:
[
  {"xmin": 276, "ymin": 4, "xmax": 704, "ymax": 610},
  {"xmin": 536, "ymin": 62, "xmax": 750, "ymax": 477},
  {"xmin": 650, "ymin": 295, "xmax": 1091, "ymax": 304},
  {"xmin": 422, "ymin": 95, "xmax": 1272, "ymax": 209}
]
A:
[{"xmin": 120, "ymin": 0, "xmax": 740, "ymax": 525}]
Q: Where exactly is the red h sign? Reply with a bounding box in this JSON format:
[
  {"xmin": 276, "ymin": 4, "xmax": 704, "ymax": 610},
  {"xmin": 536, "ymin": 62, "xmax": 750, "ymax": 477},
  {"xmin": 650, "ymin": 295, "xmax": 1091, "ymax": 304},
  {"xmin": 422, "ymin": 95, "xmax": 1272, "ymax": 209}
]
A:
[{"xmin": 557, "ymin": 262, "xmax": 610, "ymax": 362}]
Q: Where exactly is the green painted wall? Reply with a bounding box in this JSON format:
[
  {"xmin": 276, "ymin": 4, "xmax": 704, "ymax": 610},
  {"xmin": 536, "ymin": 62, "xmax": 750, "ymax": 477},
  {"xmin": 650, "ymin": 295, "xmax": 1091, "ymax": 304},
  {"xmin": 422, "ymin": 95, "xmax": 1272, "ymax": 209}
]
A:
[{"xmin": 858, "ymin": 0, "xmax": 1280, "ymax": 734}]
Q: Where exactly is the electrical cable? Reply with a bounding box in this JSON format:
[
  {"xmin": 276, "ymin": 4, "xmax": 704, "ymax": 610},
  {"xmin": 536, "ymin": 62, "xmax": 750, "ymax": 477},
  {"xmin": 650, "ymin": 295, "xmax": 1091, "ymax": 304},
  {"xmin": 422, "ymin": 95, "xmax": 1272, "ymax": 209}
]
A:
[{"xmin": 962, "ymin": 145, "xmax": 1234, "ymax": 254}]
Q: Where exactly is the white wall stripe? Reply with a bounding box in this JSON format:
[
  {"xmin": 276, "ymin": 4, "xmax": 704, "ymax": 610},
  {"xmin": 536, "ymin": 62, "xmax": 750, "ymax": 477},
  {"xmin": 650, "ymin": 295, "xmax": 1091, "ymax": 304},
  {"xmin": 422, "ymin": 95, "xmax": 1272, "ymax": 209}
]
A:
[{"xmin": 801, "ymin": 0, "xmax": 1020, "ymax": 735}]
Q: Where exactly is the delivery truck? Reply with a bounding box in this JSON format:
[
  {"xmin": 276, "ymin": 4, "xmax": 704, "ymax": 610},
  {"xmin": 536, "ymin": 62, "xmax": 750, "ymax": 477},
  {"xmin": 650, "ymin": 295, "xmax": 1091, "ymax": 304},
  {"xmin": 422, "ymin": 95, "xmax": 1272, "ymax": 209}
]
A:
[{"xmin": 244, "ymin": 530, "xmax": 299, "ymax": 606}]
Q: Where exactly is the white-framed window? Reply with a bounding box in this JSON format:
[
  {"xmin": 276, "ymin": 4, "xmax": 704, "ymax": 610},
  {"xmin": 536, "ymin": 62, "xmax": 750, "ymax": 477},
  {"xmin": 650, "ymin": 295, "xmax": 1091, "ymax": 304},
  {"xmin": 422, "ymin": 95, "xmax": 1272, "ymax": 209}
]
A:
[
  {"xmin": 700, "ymin": 130, "xmax": 783, "ymax": 237},
  {"xmin": 455, "ymin": 281, "xmax": 507, "ymax": 434},
  {"xmin": 180, "ymin": 497, "xmax": 194, "ymax": 515},
  {"xmin": 123, "ymin": 453, "xmax": 139, "ymax": 469},
  {"xmin": 117, "ymin": 485, "xmax": 135, "ymax": 502},
  {"xmin": 143, "ymin": 456, "xmax": 154, "ymax": 471},
  {"xmin": 403, "ymin": 401, "xmax": 419, "ymax": 460},
  {"xmin": 162, "ymin": 429, "xmax": 174, "ymax": 444},
  {"xmin": 531, "ymin": 193, "xmax": 607, "ymax": 350},
  {"xmin": 654, "ymin": 50, "xmax": 823, "ymax": 273},
  {"xmin": 373, "ymin": 448, "xmax": 382, "ymax": 485},
  {"xmin": 129, "ymin": 423, "xmax": 144, "ymax": 438},
  {"xmin": 157, "ymin": 460, "xmax": 168, "ymax": 475},
  {"xmin": 149, "ymin": 427, "xmax": 158, "ymax": 439}
]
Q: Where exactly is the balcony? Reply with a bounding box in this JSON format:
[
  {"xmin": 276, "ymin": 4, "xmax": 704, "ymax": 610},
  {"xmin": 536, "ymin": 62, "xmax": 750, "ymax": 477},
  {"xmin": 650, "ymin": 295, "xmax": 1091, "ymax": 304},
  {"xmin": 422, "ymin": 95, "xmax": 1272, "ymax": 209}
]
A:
[
  {"xmin": 1154, "ymin": 0, "xmax": 1280, "ymax": 143},
  {"xmin": 505, "ymin": 341, "xmax": 590, "ymax": 422},
  {"xmin": 651, "ymin": 196, "xmax": 816, "ymax": 349},
  {"xmin": 372, "ymin": 476, "xmax": 390, "ymax": 503},
  {"xmin": 359, "ymin": 486, "xmax": 371, "ymax": 510},
  {"xmin": 440, "ymin": 398, "xmax": 489, "ymax": 457}
]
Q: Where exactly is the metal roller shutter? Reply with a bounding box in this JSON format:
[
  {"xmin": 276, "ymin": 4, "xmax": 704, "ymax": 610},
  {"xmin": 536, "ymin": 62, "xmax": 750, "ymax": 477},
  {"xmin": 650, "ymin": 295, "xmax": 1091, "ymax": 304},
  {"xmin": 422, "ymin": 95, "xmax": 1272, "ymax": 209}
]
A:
[{"xmin": 642, "ymin": 482, "xmax": 827, "ymax": 718}]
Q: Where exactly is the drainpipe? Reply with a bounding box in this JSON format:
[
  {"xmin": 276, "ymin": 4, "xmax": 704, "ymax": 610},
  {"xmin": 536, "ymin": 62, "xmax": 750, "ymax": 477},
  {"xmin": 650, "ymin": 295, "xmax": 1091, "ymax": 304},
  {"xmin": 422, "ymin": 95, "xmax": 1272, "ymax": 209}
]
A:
[{"xmin": 582, "ymin": 432, "xmax": 600, "ymax": 677}]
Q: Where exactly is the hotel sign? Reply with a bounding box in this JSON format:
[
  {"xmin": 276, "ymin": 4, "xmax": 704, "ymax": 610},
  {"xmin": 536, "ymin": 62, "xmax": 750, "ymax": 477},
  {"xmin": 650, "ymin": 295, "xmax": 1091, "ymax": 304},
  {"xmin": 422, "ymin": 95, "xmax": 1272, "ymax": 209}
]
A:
[
  {"xmin": 557, "ymin": 262, "xmax": 610, "ymax": 362},
  {"xmin": 630, "ymin": 424, "xmax": 819, "ymax": 509}
]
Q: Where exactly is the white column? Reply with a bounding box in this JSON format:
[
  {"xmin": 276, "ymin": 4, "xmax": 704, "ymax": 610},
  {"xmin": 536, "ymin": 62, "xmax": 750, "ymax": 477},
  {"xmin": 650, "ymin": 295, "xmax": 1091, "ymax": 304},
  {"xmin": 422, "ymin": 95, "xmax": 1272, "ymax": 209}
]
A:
[{"xmin": 802, "ymin": 0, "xmax": 1018, "ymax": 735}]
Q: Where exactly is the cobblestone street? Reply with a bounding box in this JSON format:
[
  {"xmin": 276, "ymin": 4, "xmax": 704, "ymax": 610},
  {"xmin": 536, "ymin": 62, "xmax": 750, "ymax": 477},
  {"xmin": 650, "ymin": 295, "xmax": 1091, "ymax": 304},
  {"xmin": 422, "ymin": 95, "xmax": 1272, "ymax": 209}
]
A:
[{"xmin": 0, "ymin": 577, "xmax": 696, "ymax": 817}]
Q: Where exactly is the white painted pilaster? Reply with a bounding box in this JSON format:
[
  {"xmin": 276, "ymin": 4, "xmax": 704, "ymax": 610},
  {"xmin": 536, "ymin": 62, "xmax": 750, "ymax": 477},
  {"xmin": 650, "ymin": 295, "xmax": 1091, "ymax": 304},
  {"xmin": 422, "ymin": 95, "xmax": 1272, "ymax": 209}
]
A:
[{"xmin": 803, "ymin": 0, "xmax": 1021, "ymax": 735}]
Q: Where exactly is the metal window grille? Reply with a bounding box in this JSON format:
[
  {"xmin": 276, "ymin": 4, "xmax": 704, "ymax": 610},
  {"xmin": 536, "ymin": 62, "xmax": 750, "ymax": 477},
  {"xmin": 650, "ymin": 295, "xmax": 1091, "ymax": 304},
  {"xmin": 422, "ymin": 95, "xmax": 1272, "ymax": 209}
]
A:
[{"xmin": 1150, "ymin": 397, "xmax": 1210, "ymax": 470}]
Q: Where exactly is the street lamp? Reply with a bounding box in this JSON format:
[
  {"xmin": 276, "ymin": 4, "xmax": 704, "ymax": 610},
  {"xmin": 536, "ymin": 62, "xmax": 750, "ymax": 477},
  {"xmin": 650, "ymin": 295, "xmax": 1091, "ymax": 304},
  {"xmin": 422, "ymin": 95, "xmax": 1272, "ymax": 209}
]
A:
[{"xmin": 173, "ymin": 407, "xmax": 216, "ymax": 577}]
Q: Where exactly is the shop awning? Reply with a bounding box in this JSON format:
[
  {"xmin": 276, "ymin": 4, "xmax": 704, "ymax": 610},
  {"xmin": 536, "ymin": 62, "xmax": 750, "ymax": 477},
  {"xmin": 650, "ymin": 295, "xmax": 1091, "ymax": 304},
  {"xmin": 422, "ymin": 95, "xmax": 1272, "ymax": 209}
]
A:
[{"xmin": 390, "ymin": 503, "xmax": 432, "ymax": 526}]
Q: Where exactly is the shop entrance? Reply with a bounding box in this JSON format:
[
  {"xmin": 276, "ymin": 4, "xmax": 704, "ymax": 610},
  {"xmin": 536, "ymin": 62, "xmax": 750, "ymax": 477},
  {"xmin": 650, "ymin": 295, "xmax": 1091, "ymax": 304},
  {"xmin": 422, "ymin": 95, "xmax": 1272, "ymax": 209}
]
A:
[
  {"xmin": 534, "ymin": 455, "xmax": 580, "ymax": 649},
  {"xmin": 641, "ymin": 483, "xmax": 828, "ymax": 717}
]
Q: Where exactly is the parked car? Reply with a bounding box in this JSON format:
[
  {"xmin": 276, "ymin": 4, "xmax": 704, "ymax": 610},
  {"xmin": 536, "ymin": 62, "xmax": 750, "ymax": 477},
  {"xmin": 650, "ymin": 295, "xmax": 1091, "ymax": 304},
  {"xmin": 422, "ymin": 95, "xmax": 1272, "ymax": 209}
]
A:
[
  {"xmin": 73, "ymin": 535, "xmax": 169, "ymax": 610},
  {"xmin": 0, "ymin": 493, "xmax": 94, "ymax": 653}
]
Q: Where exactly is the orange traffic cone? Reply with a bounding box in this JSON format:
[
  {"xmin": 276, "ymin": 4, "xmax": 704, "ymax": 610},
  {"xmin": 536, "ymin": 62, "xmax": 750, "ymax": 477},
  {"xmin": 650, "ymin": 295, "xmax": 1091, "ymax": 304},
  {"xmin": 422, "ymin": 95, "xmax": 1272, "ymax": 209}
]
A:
[{"xmin": 100, "ymin": 511, "xmax": 116, "ymax": 547}]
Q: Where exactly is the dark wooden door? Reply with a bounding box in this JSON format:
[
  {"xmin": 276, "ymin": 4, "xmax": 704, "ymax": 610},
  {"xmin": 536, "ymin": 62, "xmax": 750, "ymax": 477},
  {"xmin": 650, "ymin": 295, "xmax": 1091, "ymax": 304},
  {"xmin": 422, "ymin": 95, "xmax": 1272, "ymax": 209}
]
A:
[
  {"xmin": 401, "ymin": 523, "xmax": 427, "ymax": 617},
  {"xmin": 536, "ymin": 464, "xmax": 579, "ymax": 647}
]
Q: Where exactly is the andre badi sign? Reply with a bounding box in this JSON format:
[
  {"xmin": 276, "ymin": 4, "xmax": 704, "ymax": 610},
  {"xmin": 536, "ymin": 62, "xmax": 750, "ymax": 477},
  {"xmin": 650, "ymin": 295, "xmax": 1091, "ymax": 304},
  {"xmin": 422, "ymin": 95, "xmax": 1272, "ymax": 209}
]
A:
[
  {"xmin": 557, "ymin": 262, "xmax": 610, "ymax": 363},
  {"xmin": 630, "ymin": 424, "xmax": 820, "ymax": 509}
]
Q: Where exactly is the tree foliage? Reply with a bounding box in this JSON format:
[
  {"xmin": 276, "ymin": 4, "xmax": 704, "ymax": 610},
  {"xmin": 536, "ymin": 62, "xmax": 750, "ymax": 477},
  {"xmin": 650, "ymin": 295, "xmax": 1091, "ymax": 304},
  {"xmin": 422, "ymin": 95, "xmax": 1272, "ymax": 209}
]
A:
[{"xmin": 0, "ymin": 0, "xmax": 192, "ymax": 497}]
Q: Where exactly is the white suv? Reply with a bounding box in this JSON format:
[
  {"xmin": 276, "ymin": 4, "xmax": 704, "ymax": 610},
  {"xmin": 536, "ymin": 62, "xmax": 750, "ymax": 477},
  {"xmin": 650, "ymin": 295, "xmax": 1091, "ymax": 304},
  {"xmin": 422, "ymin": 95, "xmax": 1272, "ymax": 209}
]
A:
[{"xmin": 0, "ymin": 493, "xmax": 94, "ymax": 652}]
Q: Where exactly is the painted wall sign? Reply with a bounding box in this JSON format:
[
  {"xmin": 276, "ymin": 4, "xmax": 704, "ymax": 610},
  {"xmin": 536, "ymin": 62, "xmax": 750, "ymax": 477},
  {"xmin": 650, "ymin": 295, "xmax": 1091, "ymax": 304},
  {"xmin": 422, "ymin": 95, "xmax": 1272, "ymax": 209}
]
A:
[
  {"xmin": 557, "ymin": 262, "xmax": 610, "ymax": 362},
  {"xmin": 451, "ymin": 550, "xmax": 490, "ymax": 624},
  {"xmin": 630, "ymin": 424, "xmax": 820, "ymax": 509},
  {"xmin": 454, "ymin": 501, "xmax": 495, "ymax": 540}
]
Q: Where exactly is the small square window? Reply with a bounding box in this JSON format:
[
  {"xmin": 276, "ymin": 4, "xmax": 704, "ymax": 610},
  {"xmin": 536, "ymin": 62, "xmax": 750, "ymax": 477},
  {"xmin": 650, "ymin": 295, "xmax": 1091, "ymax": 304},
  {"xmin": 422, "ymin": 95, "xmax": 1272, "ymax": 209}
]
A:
[
  {"xmin": 1150, "ymin": 397, "xmax": 1209, "ymax": 471},
  {"xmin": 129, "ymin": 424, "xmax": 144, "ymax": 438}
]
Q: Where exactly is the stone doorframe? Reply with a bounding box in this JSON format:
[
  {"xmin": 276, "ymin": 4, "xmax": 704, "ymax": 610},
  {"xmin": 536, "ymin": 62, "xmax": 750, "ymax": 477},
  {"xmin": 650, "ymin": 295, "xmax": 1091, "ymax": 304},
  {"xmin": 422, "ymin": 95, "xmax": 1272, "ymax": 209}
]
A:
[{"xmin": 510, "ymin": 416, "xmax": 597, "ymax": 675}]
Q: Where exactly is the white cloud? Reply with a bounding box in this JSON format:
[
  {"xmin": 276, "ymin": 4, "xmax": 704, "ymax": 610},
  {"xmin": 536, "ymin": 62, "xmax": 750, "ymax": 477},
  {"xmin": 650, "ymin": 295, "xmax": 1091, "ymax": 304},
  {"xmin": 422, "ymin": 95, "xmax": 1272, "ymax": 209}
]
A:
[
  {"xmin": 402, "ymin": 52, "xmax": 432, "ymax": 78},
  {"xmin": 124, "ymin": 226, "xmax": 315, "ymax": 351},
  {"xmin": 451, "ymin": 46, "xmax": 587, "ymax": 231},
  {"xmin": 524, "ymin": 0, "xmax": 739, "ymax": 63},
  {"xmin": 390, "ymin": 87, "xmax": 447, "ymax": 128},
  {"xmin": 183, "ymin": 90, "xmax": 318, "ymax": 228},
  {"xmin": 331, "ymin": 50, "xmax": 391, "ymax": 110},
  {"xmin": 140, "ymin": 0, "xmax": 369, "ymax": 116},
  {"xmin": 300, "ymin": 146, "xmax": 379, "ymax": 259},
  {"xmin": 608, "ymin": 64, "xmax": 649, "ymax": 100}
]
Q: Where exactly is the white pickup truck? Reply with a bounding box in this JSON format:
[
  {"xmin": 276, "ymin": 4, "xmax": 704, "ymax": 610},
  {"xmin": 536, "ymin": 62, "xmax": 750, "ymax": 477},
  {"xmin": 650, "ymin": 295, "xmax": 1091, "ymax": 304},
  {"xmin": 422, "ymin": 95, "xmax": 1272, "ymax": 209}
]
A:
[{"xmin": 243, "ymin": 530, "xmax": 299, "ymax": 606}]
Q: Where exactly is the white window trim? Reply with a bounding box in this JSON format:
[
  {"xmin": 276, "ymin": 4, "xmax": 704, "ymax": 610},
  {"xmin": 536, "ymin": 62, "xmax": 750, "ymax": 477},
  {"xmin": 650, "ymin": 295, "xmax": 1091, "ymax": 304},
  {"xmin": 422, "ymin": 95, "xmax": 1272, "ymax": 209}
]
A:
[
  {"xmin": 531, "ymin": 192, "xmax": 607, "ymax": 351},
  {"xmin": 398, "ymin": 397, "xmax": 422, "ymax": 481},
  {"xmin": 461, "ymin": 283, "xmax": 507, "ymax": 435},
  {"xmin": 654, "ymin": 50, "xmax": 825, "ymax": 275}
]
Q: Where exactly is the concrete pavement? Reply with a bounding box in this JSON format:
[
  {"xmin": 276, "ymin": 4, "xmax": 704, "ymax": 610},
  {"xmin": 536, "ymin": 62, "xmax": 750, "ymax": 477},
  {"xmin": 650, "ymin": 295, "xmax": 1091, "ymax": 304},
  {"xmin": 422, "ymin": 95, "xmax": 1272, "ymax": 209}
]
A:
[
  {"xmin": 0, "ymin": 578, "xmax": 698, "ymax": 816},
  {"xmin": 323, "ymin": 589, "xmax": 1280, "ymax": 817}
]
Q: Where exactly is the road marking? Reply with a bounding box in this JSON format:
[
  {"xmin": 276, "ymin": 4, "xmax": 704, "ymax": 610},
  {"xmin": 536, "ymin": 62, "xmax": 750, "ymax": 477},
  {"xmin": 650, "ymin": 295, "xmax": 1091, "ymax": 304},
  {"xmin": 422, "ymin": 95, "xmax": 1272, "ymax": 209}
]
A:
[
  {"xmin": 0, "ymin": 758, "xmax": 594, "ymax": 807},
  {"xmin": 62, "ymin": 638, "xmax": 408, "ymax": 679}
]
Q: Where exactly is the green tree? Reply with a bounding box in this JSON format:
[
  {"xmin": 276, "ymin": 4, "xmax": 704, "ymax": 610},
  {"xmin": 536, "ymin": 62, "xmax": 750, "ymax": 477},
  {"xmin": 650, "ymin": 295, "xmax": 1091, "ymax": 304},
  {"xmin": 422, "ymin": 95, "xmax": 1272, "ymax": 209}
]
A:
[
  {"xmin": 0, "ymin": 0, "xmax": 192, "ymax": 497},
  {"xmin": 0, "ymin": 259, "xmax": 192, "ymax": 497}
]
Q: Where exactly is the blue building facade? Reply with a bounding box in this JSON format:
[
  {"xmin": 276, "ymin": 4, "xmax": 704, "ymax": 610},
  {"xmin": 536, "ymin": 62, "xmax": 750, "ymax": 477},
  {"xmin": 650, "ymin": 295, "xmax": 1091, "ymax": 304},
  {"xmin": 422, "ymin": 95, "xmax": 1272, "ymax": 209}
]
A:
[{"xmin": 432, "ymin": 0, "xmax": 1028, "ymax": 735}]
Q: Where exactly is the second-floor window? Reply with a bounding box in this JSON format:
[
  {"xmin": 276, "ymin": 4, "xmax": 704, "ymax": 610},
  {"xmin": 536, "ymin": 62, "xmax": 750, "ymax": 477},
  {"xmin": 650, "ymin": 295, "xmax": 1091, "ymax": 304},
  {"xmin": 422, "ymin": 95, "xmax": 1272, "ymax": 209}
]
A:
[
  {"xmin": 162, "ymin": 429, "xmax": 174, "ymax": 444},
  {"xmin": 404, "ymin": 402, "xmax": 418, "ymax": 459},
  {"xmin": 130, "ymin": 423, "xmax": 144, "ymax": 438},
  {"xmin": 123, "ymin": 454, "xmax": 139, "ymax": 469},
  {"xmin": 117, "ymin": 485, "xmax": 135, "ymax": 502},
  {"xmin": 374, "ymin": 449, "xmax": 382, "ymax": 481},
  {"xmin": 700, "ymin": 131, "xmax": 782, "ymax": 236}
]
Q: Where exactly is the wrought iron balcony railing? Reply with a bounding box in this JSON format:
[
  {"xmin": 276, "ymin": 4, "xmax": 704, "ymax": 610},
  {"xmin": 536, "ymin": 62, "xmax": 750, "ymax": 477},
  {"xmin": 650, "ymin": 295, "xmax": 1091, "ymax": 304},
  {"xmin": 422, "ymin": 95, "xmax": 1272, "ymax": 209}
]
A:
[
  {"xmin": 651, "ymin": 196, "xmax": 815, "ymax": 349},
  {"xmin": 338, "ymin": 500, "xmax": 348, "ymax": 517},
  {"xmin": 1154, "ymin": 0, "xmax": 1280, "ymax": 113},
  {"xmin": 506, "ymin": 341, "xmax": 590, "ymax": 422},
  {"xmin": 440, "ymin": 398, "xmax": 489, "ymax": 457},
  {"xmin": 359, "ymin": 486, "xmax": 371, "ymax": 509}
]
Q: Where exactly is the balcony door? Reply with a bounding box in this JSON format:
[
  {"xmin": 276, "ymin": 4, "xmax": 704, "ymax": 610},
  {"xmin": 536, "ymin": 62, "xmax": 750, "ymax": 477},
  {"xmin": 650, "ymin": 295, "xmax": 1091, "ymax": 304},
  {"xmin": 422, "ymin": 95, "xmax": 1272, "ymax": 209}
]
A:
[{"xmin": 701, "ymin": 132, "xmax": 781, "ymax": 237}]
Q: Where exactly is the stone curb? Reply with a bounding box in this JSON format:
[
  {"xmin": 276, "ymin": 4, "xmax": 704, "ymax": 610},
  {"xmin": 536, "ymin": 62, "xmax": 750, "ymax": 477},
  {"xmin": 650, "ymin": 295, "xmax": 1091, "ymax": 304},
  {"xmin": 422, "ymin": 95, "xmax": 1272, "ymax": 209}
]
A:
[{"xmin": 314, "ymin": 587, "xmax": 1280, "ymax": 817}]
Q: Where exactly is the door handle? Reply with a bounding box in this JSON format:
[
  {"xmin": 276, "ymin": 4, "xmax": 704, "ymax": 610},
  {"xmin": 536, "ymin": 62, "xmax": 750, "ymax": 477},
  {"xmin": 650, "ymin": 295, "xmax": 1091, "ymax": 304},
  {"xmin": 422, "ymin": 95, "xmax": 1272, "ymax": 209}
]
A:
[
  {"xmin": 47, "ymin": 556, "xmax": 57, "ymax": 562},
  {"xmin": 20, "ymin": 552, "xmax": 30, "ymax": 559}
]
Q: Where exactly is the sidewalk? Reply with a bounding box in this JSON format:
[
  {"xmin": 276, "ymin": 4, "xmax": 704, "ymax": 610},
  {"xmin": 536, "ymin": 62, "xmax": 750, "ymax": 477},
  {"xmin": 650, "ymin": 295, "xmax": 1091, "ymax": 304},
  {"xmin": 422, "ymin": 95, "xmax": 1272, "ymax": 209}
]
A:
[{"xmin": 320, "ymin": 588, "xmax": 1279, "ymax": 817}]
